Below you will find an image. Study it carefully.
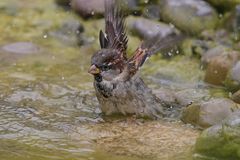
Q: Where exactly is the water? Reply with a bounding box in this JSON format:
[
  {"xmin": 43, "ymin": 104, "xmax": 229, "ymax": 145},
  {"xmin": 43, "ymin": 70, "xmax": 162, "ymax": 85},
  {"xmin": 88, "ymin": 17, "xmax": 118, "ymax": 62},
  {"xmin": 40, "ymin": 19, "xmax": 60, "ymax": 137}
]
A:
[{"xmin": 0, "ymin": 0, "xmax": 205, "ymax": 159}]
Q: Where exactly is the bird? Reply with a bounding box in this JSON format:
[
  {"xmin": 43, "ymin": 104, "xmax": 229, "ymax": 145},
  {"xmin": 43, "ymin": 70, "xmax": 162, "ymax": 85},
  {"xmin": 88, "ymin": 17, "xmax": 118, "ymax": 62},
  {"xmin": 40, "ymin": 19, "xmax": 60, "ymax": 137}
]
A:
[{"xmin": 88, "ymin": 0, "xmax": 183, "ymax": 119}]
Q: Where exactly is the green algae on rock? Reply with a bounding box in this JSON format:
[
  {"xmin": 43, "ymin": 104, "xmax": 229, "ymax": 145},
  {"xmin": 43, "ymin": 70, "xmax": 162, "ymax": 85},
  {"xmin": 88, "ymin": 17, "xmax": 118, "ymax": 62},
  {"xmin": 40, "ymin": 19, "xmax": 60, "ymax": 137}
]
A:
[
  {"xmin": 194, "ymin": 111, "xmax": 240, "ymax": 160},
  {"xmin": 206, "ymin": 0, "xmax": 240, "ymax": 10}
]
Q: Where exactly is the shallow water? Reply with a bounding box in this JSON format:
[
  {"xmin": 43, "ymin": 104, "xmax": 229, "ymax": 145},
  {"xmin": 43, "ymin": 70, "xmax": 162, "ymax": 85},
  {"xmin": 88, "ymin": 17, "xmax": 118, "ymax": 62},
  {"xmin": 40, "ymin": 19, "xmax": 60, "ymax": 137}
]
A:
[{"xmin": 0, "ymin": 0, "xmax": 222, "ymax": 160}]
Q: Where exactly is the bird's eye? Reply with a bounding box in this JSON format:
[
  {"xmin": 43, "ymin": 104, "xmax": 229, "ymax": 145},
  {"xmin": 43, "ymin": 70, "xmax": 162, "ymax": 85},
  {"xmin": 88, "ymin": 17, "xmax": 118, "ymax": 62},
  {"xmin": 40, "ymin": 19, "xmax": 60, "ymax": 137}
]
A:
[{"xmin": 101, "ymin": 64, "xmax": 111, "ymax": 71}]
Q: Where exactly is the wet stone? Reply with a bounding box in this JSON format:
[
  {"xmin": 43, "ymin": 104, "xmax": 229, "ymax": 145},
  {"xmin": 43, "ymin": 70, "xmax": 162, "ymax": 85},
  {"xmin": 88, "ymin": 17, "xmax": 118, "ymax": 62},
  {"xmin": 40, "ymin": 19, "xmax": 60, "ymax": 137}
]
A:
[
  {"xmin": 182, "ymin": 98, "xmax": 239, "ymax": 128},
  {"xmin": 159, "ymin": 0, "xmax": 218, "ymax": 34},
  {"xmin": 201, "ymin": 45, "xmax": 230, "ymax": 67},
  {"xmin": 231, "ymin": 61, "xmax": 240, "ymax": 83},
  {"xmin": 206, "ymin": 0, "xmax": 240, "ymax": 10},
  {"xmin": 142, "ymin": 5, "xmax": 161, "ymax": 20},
  {"xmin": 55, "ymin": 0, "xmax": 71, "ymax": 7},
  {"xmin": 232, "ymin": 90, "xmax": 240, "ymax": 104},
  {"xmin": 71, "ymin": 0, "xmax": 139, "ymax": 18},
  {"xmin": 175, "ymin": 88, "xmax": 210, "ymax": 107},
  {"xmin": 71, "ymin": 0, "xmax": 105, "ymax": 18},
  {"xmin": 127, "ymin": 16, "xmax": 177, "ymax": 40},
  {"xmin": 1, "ymin": 42, "xmax": 41, "ymax": 55},
  {"xmin": 48, "ymin": 18, "xmax": 85, "ymax": 46},
  {"xmin": 225, "ymin": 61, "xmax": 240, "ymax": 92},
  {"xmin": 204, "ymin": 52, "xmax": 239, "ymax": 86}
]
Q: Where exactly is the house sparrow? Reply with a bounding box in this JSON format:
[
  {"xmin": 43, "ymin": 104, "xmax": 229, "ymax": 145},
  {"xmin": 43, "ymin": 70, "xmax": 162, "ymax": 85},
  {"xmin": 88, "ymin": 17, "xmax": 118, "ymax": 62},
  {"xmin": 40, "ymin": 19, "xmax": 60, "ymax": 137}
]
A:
[{"xmin": 88, "ymin": 0, "xmax": 183, "ymax": 119}]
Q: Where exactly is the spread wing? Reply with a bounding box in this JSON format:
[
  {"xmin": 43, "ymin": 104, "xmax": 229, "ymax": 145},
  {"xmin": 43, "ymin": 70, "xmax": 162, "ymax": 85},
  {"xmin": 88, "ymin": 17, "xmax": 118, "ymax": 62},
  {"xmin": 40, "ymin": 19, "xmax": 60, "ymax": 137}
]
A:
[
  {"xmin": 99, "ymin": 0, "xmax": 128, "ymax": 58},
  {"xmin": 128, "ymin": 33, "xmax": 184, "ymax": 75}
]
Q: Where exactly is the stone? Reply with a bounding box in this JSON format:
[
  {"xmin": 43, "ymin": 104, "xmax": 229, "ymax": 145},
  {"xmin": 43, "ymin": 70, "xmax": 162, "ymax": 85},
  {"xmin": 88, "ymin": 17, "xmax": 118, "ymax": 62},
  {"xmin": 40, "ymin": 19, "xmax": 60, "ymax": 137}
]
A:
[
  {"xmin": 206, "ymin": 0, "xmax": 240, "ymax": 10},
  {"xmin": 127, "ymin": 16, "xmax": 177, "ymax": 40},
  {"xmin": 48, "ymin": 18, "xmax": 85, "ymax": 46},
  {"xmin": 201, "ymin": 46, "xmax": 230, "ymax": 67},
  {"xmin": 159, "ymin": 0, "xmax": 218, "ymax": 34},
  {"xmin": 225, "ymin": 61, "xmax": 240, "ymax": 92},
  {"xmin": 181, "ymin": 98, "xmax": 239, "ymax": 128},
  {"xmin": 231, "ymin": 61, "xmax": 240, "ymax": 83},
  {"xmin": 71, "ymin": 0, "xmax": 105, "ymax": 18},
  {"xmin": 1, "ymin": 42, "xmax": 41, "ymax": 55},
  {"xmin": 175, "ymin": 89, "xmax": 210, "ymax": 107},
  {"xmin": 142, "ymin": 5, "xmax": 161, "ymax": 20},
  {"xmin": 204, "ymin": 52, "xmax": 239, "ymax": 86},
  {"xmin": 55, "ymin": 0, "xmax": 71, "ymax": 7},
  {"xmin": 232, "ymin": 90, "xmax": 240, "ymax": 104},
  {"xmin": 194, "ymin": 111, "xmax": 240, "ymax": 160},
  {"xmin": 71, "ymin": 0, "xmax": 139, "ymax": 19}
]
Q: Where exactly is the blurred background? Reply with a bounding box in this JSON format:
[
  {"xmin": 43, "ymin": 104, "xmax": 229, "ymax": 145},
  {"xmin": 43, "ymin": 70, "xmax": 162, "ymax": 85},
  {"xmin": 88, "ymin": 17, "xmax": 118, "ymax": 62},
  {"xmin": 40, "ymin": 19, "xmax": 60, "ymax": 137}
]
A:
[{"xmin": 0, "ymin": 0, "xmax": 240, "ymax": 160}]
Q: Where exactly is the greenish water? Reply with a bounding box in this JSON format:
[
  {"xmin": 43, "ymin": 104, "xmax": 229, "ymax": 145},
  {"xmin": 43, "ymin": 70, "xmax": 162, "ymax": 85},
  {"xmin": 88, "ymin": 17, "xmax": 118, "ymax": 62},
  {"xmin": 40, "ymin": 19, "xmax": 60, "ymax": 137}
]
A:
[{"xmin": 0, "ymin": 0, "xmax": 221, "ymax": 160}]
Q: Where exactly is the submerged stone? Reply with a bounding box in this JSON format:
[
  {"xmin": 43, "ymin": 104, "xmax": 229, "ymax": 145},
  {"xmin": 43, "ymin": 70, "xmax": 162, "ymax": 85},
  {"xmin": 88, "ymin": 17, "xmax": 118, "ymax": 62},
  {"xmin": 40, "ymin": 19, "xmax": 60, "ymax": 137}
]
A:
[
  {"xmin": 159, "ymin": 0, "xmax": 218, "ymax": 34},
  {"xmin": 194, "ymin": 111, "xmax": 240, "ymax": 160},
  {"xmin": 48, "ymin": 18, "xmax": 85, "ymax": 46},
  {"xmin": 1, "ymin": 42, "xmax": 41, "ymax": 55}
]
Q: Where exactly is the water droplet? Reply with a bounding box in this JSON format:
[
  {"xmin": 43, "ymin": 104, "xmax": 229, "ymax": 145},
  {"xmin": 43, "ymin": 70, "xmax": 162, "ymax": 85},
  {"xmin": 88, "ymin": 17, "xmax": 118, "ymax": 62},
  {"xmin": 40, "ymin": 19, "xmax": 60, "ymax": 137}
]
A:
[{"xmin": 43, "ymin": 34, "xmax": 48, "ymax": 39}]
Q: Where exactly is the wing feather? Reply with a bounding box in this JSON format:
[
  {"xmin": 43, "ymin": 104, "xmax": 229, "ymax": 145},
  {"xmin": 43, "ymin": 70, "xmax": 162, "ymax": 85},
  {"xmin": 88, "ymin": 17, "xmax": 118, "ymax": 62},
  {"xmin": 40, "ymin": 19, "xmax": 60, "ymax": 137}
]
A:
[{"xmin": 99, "ymin": 0, "xmax": 128, "ymax": 57}]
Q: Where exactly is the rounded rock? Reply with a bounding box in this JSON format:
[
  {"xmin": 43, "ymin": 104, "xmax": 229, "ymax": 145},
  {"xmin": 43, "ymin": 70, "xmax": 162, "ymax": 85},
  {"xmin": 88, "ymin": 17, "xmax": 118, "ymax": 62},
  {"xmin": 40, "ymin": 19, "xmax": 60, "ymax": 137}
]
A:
[
  {"xmin": 159, "ymin": 0, "xmax": 218, "ymax": 34},
  {"xmin": 181, "ymin": 98, "xmax": 239, "ymax": 128}
]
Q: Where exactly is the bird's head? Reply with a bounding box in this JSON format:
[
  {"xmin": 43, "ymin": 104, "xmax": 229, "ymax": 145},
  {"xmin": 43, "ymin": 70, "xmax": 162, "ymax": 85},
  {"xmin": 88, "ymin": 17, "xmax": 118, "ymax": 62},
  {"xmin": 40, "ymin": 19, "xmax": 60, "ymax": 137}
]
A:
[{"xmin": 88, "ymin": 49, "xmax": 126, "ymax": 82}]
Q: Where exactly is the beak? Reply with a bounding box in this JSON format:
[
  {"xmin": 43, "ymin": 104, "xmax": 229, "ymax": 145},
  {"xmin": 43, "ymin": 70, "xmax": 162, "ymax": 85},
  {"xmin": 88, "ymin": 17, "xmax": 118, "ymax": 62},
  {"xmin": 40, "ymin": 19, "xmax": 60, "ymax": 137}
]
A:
[{"xmin": 88, "ymin": 65, "xmax": 100, "ymax": 75}]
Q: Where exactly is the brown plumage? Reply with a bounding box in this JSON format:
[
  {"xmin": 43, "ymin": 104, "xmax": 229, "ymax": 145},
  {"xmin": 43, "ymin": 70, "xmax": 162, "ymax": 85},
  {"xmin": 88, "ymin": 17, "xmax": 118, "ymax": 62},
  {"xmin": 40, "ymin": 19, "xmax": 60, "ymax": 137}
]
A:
[{"xmin": 88, "ymin": 0, "xmax": 184, "ymax": 119}]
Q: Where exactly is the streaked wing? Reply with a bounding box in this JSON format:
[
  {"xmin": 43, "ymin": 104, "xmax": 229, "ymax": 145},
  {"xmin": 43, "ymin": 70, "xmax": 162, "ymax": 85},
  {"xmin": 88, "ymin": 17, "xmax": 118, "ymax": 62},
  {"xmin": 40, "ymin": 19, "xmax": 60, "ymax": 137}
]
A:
[
  {"xmin": 99, "ymin": 0, "xmax": 128, "ymax": 57},
  {"xmin": 128, "ymin": 33, "xmax": 185, "ymax": 75}
]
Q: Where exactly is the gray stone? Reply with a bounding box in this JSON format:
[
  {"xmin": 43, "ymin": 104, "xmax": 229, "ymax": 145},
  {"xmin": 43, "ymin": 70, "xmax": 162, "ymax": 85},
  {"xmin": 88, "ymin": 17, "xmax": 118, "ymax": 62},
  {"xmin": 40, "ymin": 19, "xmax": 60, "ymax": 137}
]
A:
[
  {"xmin": 159, "ymin": 0, "xmax": 218, "ymax": 34},
  {"xmin": 48, "ymin": 18, "xmax": 85, "ymax": 46},
  {"xmin": 127, "ymin": 16, "xmax": 176, "ymax": 39},
  {"xmin": 231, "ymin": 61, "xmax": 240, "ymax": 83},
  {"xmin": 175, "ymin": 89, "xmax": 210, "ymax": 107},
  {"xmin": 225, "ymin": 61, "xmax": 240, "ymax": 92},
  {"xmin": 71, "ymin": 0, "xmax": 139, "ymax": 18},
  {"xmin": 182, "ymin": 98, "xmax": 239, "ymax": 128},
  {"xmin": 1, "ymin": 42, "xmax": 41, "ymax": 55},
  {"xmin": 142, "ymin": 5, "xmax": 161, "ymax": 20},
  {"xmin": 201, "ymin": 45, "xmax": 229, "ymax": 66}
]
